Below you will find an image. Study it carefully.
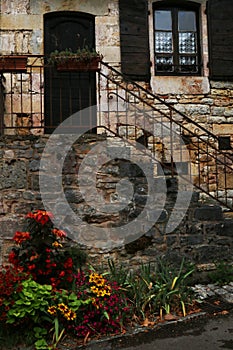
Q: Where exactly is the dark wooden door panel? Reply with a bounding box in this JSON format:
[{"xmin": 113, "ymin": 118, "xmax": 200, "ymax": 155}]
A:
[{"xmin": 44, "ymin": 12, "xmax": 97, "ymax": 133}]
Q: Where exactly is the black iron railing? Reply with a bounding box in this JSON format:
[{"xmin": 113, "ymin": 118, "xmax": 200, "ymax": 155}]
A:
[
  {"xmin": 98, "ymin": 62, "xmax": 233, "ymax": 210},
  {"xmin": 0, "ymin": 55, "xmax": 232, "ymax": 209},
  {"xmin": 0, "ymin": 55, "xmax": 97, "ymax": 134},
  {"xmin": 0, "ymin": 55, "xmax": 44, "ymax": 135}
]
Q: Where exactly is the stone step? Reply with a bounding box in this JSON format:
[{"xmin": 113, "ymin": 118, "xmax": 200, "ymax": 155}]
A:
[{"xmin": 223, "ymin": 211, "xmax": 233, "ymax": 219}]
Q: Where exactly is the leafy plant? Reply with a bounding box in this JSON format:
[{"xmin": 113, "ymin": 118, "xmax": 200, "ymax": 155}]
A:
[
  {"xmin": 106, "ymin": 258, "xmax": 195, "ymax": 321},
  {"xmin": 208, "ymin": 261, "xmax": 233, "ymax": 285},
  {"xmin": 48, "ymin": 47, "xmax": 103, "ymax": 66},
  {"xmin": 7, "ymin": 278, "xmax": 52, "ymax": 324},
  {"xmin": 0, "ymin": 265, "xmax": 28, "ymax": 322},
  {"xmin": 107, "ymin": 259, "xmax": 129, "ymax": 287},
  {"xmin": 153, "ymin": 257, "xmax": 195, "ymax": 318},
  {"xmin": 5, "ymin": 279, "xmax": 53, "ymax": 349}
]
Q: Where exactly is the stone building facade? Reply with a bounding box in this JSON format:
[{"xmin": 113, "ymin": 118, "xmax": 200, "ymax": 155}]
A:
[{"xmin": 0, "ymin": 0, "xmax": 232, "ymax": 267}]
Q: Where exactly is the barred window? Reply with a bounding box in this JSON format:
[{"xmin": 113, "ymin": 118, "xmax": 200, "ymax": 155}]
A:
[{"xmin": 153, "ymin": 2, "xmax": 201, "ymax": 75}]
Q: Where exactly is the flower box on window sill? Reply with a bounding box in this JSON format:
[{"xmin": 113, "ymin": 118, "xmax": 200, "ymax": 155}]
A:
[
  {"xmin": 56, "ymin": 58, "xmax": 102, "ymax": 72},
  {"xmin": 0, "ymin": 55, "xmax": 28, "ymax": 72},
  {"xmin": 48, "ymin": 48, "xmax": 103, "ymax": 72}
]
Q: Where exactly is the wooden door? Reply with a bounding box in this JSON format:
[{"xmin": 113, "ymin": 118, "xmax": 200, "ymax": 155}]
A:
[{"xmin": 44, "ymin": 11, "xmax": 97, "ymax": 133}]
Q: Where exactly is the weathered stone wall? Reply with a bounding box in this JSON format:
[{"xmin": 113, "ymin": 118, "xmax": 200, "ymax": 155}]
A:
[
  {"xmin": 0, "ymin": 0, "xmax": 120, "ymax": 64},
  {"xmin": 1, "ymin": 0, "xmax": 233, "ymax": 143},
  {"xmin": 0, "ymin": 135, "xmax": 232, "ymax": 269}
]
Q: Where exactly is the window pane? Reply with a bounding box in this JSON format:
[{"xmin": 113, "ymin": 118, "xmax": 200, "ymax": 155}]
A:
[
  {"xmin": 179, "ymin": 56, "xmax": 196, "ymax": 65},
  {"xmin": 179, "ymin": 56, "xmax": 198, "ymax": 73},
  {"xmin": 178, "ymin": 11, "xmax": 196, "ymax": 31},
  {"xmin": 156, "ymin": 56, "xmax": 174, "ymax": 72},
  {"xmin": 155, "ymin": 32, "xmax": 173, "ymax": 53},
  {"xmin": 179, "ymin": 32, "xmax": 196, "ymax": 53},
  {"xmin": 155, "ymin": 10, "xmax": 172, "ymax": 30}
]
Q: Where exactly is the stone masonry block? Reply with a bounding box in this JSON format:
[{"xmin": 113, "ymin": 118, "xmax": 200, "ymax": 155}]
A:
[
  {"xmin": 213, "ymin": 124, "xmax": 233, "ymax": 135},
  {"xmin": 194, "ymin": 205, "xmax": 223, "ymax": 221},
  {"xmin": 218, "ymin": 173, "xmax": 233, "ymax": 189},
  {"xmin": 1, "ymin": 0, "xmax": 29, "ymax": 14},
  {"xmin": 218, "ymin": 220, "xmax": 233, "ymax": 237}
]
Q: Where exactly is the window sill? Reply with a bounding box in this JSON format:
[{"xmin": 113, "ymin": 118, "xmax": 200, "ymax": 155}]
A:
[{"xmin": 151, "ymin": 76, "xmax": 210, "ymax": 95}]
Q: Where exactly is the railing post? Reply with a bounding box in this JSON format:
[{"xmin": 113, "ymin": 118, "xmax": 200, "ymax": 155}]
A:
[{"xmin": 0, "ymin": 75, "xmax": 5, "ymax": 135}]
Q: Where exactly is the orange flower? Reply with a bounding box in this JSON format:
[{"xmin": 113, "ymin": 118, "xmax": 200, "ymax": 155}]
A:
[
  {"xmin": 30, "ymin": 253, "xmax": 39, "ymax": 261},
  {"xmin": 52, "ymin": 241, "xmax": 63, "ymax": 248},
  {"xmin": 52, "ymin": 228, "xmax": 67, "ymax": 238},
  {"xmin": 13, "ymin": 231, "xmax": 30, "ymax": 244}
]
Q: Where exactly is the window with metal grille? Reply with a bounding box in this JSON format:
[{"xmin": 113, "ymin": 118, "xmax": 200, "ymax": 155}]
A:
[{"xmin": 153, "ymin": 2, "xmax": 201, "ymax": 75}]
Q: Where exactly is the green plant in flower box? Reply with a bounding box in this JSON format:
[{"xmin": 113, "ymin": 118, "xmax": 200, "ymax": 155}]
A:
[
  {"xmin": 48, "ymin": 47, "xmax": 102, "ymax": 64},
  {"xmin": 48, "ymin": 47, "xmax": 103, "ymax": 71}
]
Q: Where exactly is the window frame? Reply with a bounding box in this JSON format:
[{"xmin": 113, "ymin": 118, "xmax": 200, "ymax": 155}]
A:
[{"xmin": 153, "ymin": 1, "xmax": 202, "ymax": 76}]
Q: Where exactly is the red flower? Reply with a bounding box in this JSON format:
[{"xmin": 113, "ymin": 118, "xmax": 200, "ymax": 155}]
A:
[
  {"xmin": 8, "ymin": 251, "xmax": 18, "ymax": 265},
  {"xmin": 66, "ymin": 276, "xmax": 73, "ymax": 283},
  {"xmin": 28, "ymin": 264, "xmax": 36, "ymax": 270},
  {"xmin": 13, "ymin": 231, "xmax": 30, "ymax": 244},
  {"xmin": 26, "ymin": 210, "xmax": 53, "ymax": 225},
  {"xmin": 64, "ymin": 258, "xmax": 73, "ymax": 269},
  {"xmin": 59, "ymin": 271, "xmax": 65, "ymax": 277}
]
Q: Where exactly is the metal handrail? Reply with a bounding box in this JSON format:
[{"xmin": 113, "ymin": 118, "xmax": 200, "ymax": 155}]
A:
[{"xmin": 99, "ymin": 62, "xmax": 233, "ymax": 210}]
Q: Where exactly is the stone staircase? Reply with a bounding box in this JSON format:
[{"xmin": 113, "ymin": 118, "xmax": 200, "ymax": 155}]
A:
[{"xmin": 99, "ymin": 62, "xmax": 233, "ymax": 213}]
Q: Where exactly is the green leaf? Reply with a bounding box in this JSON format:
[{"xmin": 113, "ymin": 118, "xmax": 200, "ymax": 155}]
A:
[
  {"xmin": 103, "ymin": 311, "xmax": 110, "ymax": 320},
  {"xmin": 55, "ymin": 317, "xmax": 59, "ymax": 342},
  {"xmin": 6, "ymin": 319, "xmax": 15, "ymax": 324},
  {"xmin": 35, "ymin": 339, "xmax": 48, "ymax": 350}
]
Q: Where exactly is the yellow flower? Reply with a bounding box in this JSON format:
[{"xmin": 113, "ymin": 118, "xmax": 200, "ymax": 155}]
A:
[
  {"xmin": 52, "ymin": 241, "xmax": 62, "ymax": 248},
  {"xmin": 63, "ymin": 309, "xmax": 76, "ymax": 321},
  {"xmin": 95, "ymin": 278, "xmax": 105, "ymax": 287},
  {"xmin": 105, "ymin": 285, "xmax": 111, "ymax": 293},
  {"xmin": 48, "ymin": 306, "xmax": 57, "ymax": 315},
  {"xmin": 89, "ymin": 272, "xmax": 99, "ymax": 282},
  {"xmin": 89, "ymin": 272, "xmax": 105, "ymax": 285},
  {"xmin": 91, "ymin": 298, "xmax": 100, "ymax": 309},
  {"xmin": 98, "ymin": 290, "xmax": 106, "ymax": 297},
  {"xmin": 90, "ymin": 286, "xmax": 99, "ymax": 294},
  {"xmin": 58, "ymin": 303, "xmax": 69, "ymax": 313}
]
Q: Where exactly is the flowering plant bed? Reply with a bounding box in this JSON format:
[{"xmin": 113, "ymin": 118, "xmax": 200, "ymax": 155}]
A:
[
  {"xmin": 0, "ymin": 55, "xmax": 27, "ymax": 72},
  {"xmin": 0, "ymin": 209, "xmax": 202, "ymax": 349}
]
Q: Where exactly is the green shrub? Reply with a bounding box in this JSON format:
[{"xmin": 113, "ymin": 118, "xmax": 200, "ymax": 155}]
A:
[{"xmin": 208, "ymin": 261, "xmax": 233, "ymax": 285}]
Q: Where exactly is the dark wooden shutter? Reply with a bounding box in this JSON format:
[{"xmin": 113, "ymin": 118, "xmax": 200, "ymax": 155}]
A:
[
  {"xmin": 207, "ymin": 0, "xmax": 233, "ymax": 80},
  {"xmin": 119, "ymin": 0, "xmax": 150, "ymax": 81}
]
